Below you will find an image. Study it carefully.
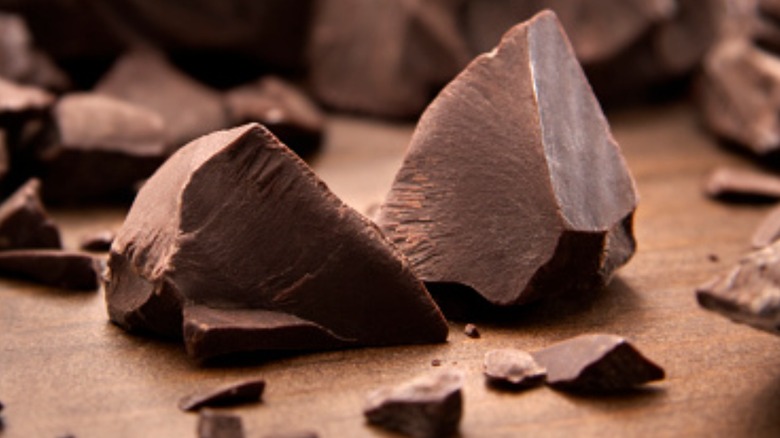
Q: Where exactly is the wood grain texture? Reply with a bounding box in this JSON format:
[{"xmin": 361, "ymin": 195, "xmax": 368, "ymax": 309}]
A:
[{"xmin": 3, "ymin": 101, "xmax": 780, "ymax": 438}]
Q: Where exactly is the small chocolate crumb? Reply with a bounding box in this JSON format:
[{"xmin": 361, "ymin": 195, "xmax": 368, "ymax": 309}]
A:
[
  {"xmin": 198, "ymin": 410, "xmax": 244, "ymax": 438},
  {"xmin": 708, "ymin": 253, "xmax": 720, "ymax": 263},
  {"xmin": 364, "ymin": 369, "xmax": 463, "ymax": 438},
  {"xmin": 179, "ymin": 379, "xmax": 265, "ymax": 412},
  {"xmin": 483, "ymin": 349, "xmax": 546, "ymax": 390},
  {"xmin": 79, "ymin": 230, "xmax": 115, "ymax": 252},
  {"xmin": 463, "ymin": 324, "xmax": 480, "ymax": 338},
  {"xmin": 431, "ymin": 359, "xmax": 442, "ymax": 367}
]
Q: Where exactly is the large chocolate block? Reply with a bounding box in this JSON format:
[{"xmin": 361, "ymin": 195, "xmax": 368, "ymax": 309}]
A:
[
  {"xmin": 104, "ymin": 124, "xmax": 447, "ymax": 359},
  {"xmin": 377, "ymin": 11, "xmax": 637, "ymax": 308}
]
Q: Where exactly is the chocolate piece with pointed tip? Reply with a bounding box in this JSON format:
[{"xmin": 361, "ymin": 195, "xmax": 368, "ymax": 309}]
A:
[
  {"xmin": 483, "ymin": 349, "xmax": 546, "ymax": 389},
  {"xmin": 0, "ymin": 13, "xmax": 69, "ymax": 91},
  {"xmin": 532, "ymin": 334, "xmax": 664, "ymax": 392},
  {"xmin": 0, "ymin": 178, "xmax": 61, "ymax": 250},
  {"xmin": 377, "ymin": 11, "xmax": 637, "ymax": 308},
  {"xmin": 179, "ymin": 379, "xmax": 265, "ymax": 412},
  {"xmin": 704, "ymin": 166, "xmax": 780, "ymax": 200},
  {"xmin": 697, "ymin": 241, "xmax": 780, "ymax": 335},
  {"xmin": 364, "ymin": 369, "xmax": 463, "ymax": 438},
  {"xmin": 105, "ymin": 123, "xmax": 447, "ymax": 359},
  {"xmin": 198, "ymin": 410, "xmax": 244, "ymax": 438},
  {"xmin": 0, "ymin": 249, "xmax": 99, "ymax": 290}
]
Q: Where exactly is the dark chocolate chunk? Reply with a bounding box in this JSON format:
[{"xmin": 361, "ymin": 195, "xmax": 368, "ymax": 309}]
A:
[
  {"xmin": 752, "ymin": 204, "xmax": 780, "ymax": 248},
  {"xmin": 79, "ymin": 230, "xmax": 115, "ymax": 252},
  {"xmin": 95, "ymin": 50, "xmax": 228, "ymax": 152},
  {"xmin": 197, "ymin": 410, "xmax": 244, "ymax": 438},
  {"xmin": 364, "ymin": 370, "xmax": 463, "ymax": 438},
  {"xmin": 532, "ymin": 334, "xmax": 665, "ymax": 392},
  {"xmin": 225, "ymin": 76, "xmax": 324, "ymax": 158},
  {"xmin": 0, "ymin": 249, "xmax": 99, "ymax": 290},
  {"xmin": 377, "ymin": 11, "xmax": 638, "ymax": 308},
  {"xmin": 105, "ymin": 124, "xmax": 447, "ymax": 359},
  {"xmin": 0, "ymin": 12, "xmax": 69, "ymax": 91},
  {"xmin": 463, "ymin": 324, "xmax": 480, "ymax": 338},
  {"xmin": 483, "ymin": 348, "xmax": 546, "ymax": 389},
  {"xmin": 697, "ymin": 240, "xmax": 780, "ymax": 334},
  {"xmin": 704, "ymin": 167, "xmax": 780, "ymax": 200},
  {"xmin": 179, "ymin": 379, "xmax": 265, "ymax": 412},
  {"xmin": 0, "ymin": 178, "xmax": 61, "ymax": 250},
  {"xmin": 308, "ymin": 0, "xmax": 470, "ymax": 118}
]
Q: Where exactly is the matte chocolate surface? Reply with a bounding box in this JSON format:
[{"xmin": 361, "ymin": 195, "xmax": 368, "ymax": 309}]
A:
[
  {"xmin": 179, "ymin": 379, "xmax": 265, "ymax": 412},
  {"xmin": 0, "ymin": 178, "xmax": 61, "ymax": 250},
  {"xmin": 483, "ymin": 349, "xmax": 546, "ymax": 390},
  {"xmin": 697, "ymin": 240, "xmax": 780, "ymax": 335},
  {"xmin": 105, "ymin": 124, "xmax": 447, "ymax": 359},
  {"xmin": 197, "ymin": 410, "xmax": 244, "ymax": 438},
  {"xmin": 225, "ymin": 76, "xmax": 324, "ymax": 157},
  {"xmin": 377, "ymin": 11, "xmax": 638, "ymax": 308},
  {"xmin": 79, "ymin": 230, "xmax": 115, "ymax": 252},
  {"xmin": 532, "ymin": 334, "xmax": 665, "ymax": 392},
  {"xmin": 364, "ymin": 369, "xmax": 463, "ymax": 438},
  {"xmin": 0, "ymin": 249, "xmax": 99, "ymax": 290},
  {"xmin": 704, "ymin": 167, "xmax": 780, "ymax": 200}
]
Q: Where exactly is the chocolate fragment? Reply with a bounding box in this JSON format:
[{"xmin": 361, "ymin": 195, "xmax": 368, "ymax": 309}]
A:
[
  {"xmin": 697, "ymin": 240, "xmax": 780, "ymax": 334},
  {"xmin": 197, "ymin": 410, "xmax": 244, "ymax": 438},
  {"xmin": 463, "ymin": 324, "xmax": 480, "ymax": 338},
  {"xmin": 105, "ymin": 124, "xmax": 447, "ymax": 359},
  {"xmin": 79, "ymin": 230, "xmax": 115, "ymax": 252},
  {"xmin": 483, "ymin": 348, "xmax": 546, "ymax": 389},
  {"xmin": 532, "ymin": 334, "xmax": 665, "ymax": 392},
  {"xmin": 95, "ymin": 50, "xmax": 228, "ymax": 152},
  {"xmin": 364, "ymin": 370, "xmax": 463, "ymax": 438},
  {"xmin": 704, "ymin": 167, "xmax": 780, "ymax": 200},
  {"xmin": 377, "ymin": 11, "xmax": 638, "ymax": 308},
  {"xmin": 34, "ymin": 93, "xmax": 167, "ymax": 202},
  {"xmin": 0, "ymin": 249, "xmax": 99, "ymax": 290},
  {"xmin": 0, "ymin": 76, "xmax": 54, "ymax": 116},
  {"xmin": 0, "ymin": 12, "xmax": 69, "ymax": 91},
  {"xmin": 225, "ymin": 76, "xmax": 324, "ymax": 157},
  {"xmin": 752, "ymin": 204, "xmax": 780, "ymax": 248},
  {"xmin": 179, "ymin": 379, "xmax": 265, "ymax": 412},
  {"xmin": 0, "ymin": 178, "xmax": 61, "ymax": 250}
]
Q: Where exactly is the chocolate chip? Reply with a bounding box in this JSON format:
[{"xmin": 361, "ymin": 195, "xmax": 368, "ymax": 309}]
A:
[
  {"xmin": 179, "ymin": 379, "xmax": 265, "ymax": 412},
  {"xmin": 697, "ymin": 241, "xmax": 780, "ymax": 335},
  {"xmin": 377, "ymin": 11, "xmax": 637, "ymax": 309},
  {"xmin": 364, "ymin": 369, "xmax": 463, "ymax": 438},
  {"xmin": 0, "ymin": 178, "xmax": 61, "ymax": 250},
  {"xmin": 704, "ymin": 167, "xmax": 780, "ymax": 200},
  {"xmin": 197, "ymin": 410, "xmax": 244, "ymax": 438},
  {"xmin": 532, "ymin": 334, "xmax": 665, "ymax": 393},
  {"xmin": 79, "ymin": 230, "xmax": 115, "ymax": 252},
  {"xmin": 483, "ymin": 348, "xmax": 546, "ymax": 390},
  {"xmin": 463, "ymin": 324, "xmax": 480, "ymax": 338},
  {"xmin": 104, "ymin": 124, "xmax": 447, "ymax": 359},
  {"xmin": 0, "ymin": 249, "xmax": 99, "ymax": 290}
]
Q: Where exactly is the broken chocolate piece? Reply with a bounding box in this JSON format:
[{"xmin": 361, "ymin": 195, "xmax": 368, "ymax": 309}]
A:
[
  {"xmin": 364, "ymin": 370, "xmax": 463, "ymax": 438},
  {"xmin": 225, "ymin": 76, "xmax": 324, "ymax": 157},
  {"xmin": 79, "ymin": 230, "xmax": 115, "ymax": 252},
  {"xmin": 697, "ymin": 240, "xmax": 780, "ymax": 334},
  {"xmin": 95, "ymin": 50, "xmax": 228, "ymax": 152},
  {"xmin": 532, "ymin": 334, "xmax": 665, "ymax": 392},
  {"xmin": 179, "ymin": 379, "xmax": 265, "ymax": 411},
  {"xmin": 483, "ymin": 349, "xmax": 546, "ymax": 389},
  {"xmin": 463, "ymin": 324, "xmax": 480, "ymax": 338},
  {"xmin": 34, "ymin": 92, "xmax": 167, "ymax": 202},
  {"xmin": 105, "ymin": 124, "xmax": 447, "ymax": 359},
  {"xmin": 377, "ymin": 11, "xmax": 638, "ymax": 308},
  {"xmin": 753, "ymin": 204, "xmax": 780, "ymax": 248},
  {"xmin": 0, "ymin": 13, "xmax": 69, "ymax": 91},
  {"xmin": 0, "ymin": 249, "xmax": 99, "ymax": 290},
  {"xmin": 704, "ymin": 167, "xmax": 780, "ymax": 200},
  {"xmin": 0, "ymin": 178, "xmax": 61, "ymax": 250},
  {"xmin": 198, "ymin": 410, "xmax": 244, "ymax": 438}
]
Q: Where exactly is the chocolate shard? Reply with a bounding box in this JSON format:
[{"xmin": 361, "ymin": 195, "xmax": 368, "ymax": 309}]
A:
[
  {"xmin": 532, "ymin": 334, "xmax": 665, "ymax": 392},
  {"xmin": 697, "ymin": 241, "xmax": 780, "ymax": 334},
  {"xmin": 704, "ymin": 166, "xmax": 780, "ymax": 200},
  {"xmin": 0, "ymin": 12, "xmax": 69, "ymax": 91},
  {"xmin": 34, "ymin": 93, "xmax": 168, "ymax": 202},
  {"xmin": 752, "ymin": 204, "xmax": 780, "ymax": 248},
  {"xmin": 463, "ymin": 323, "xmax": 480, "ymax": 338},
  {"xmin": 483, "ymin": 348, "xmax": 546, "ymax": 389},
  {"xmin": 197, "ymin": 410, "xmax": 245, "ymax": 438},
  {"xmin": 179, "ymin": 378, "xmax": 265, "ymax": 412},
  {"xmin": 79, "ymin": 230, "xmax": 115, "ymax": 252},
  {"xmin": 95, "ymin": 50, "xmax": 228, "ymax": 152},
  {"xmin": 376, "ymin": 11, "xmax": 638, "ymax": 308},
  {"xmin": 364, "ymin": 369, "xmax": 463, "ymax": 438},
  {"xmin": 225, "ymin": 76, "xmax": 324, "ymax": 158},
  {"xmin": 0, "ymin": 249, "xmax": 100, "ymax": 290},
  {"xmin": 0, "ymin": 178, "xmax": 61, "ymax": 250},
  {"xmin": 308, "ymin": 0, "xmax": 470, "ymax": 118},
  {"xmin": 105, "ymin": 124, "xmax": 448, "ymax": 359}
]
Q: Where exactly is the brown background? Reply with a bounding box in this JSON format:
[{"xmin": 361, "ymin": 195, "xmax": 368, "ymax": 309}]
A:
[{"xmin": 2, "ymin": 101, "xmax": 779, "ymax": 437}]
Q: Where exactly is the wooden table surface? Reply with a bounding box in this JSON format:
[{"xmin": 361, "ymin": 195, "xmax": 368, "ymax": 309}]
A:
[{"xmin": 2, "ymin": 100, "xmax": 780, "ymax": 438}]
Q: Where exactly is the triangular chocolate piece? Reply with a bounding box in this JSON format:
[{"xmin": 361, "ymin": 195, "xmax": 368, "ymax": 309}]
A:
[
  {"xmin": 105, "ymin": 124, "xmax": 448, "ymax": 359},
  {"xmin": 377, "ymin": 11, "xmax": 638, "ymax": 308},
  {"xmin": 0, "ymin": 178, "xmax": 61, "ymax": 250}
]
